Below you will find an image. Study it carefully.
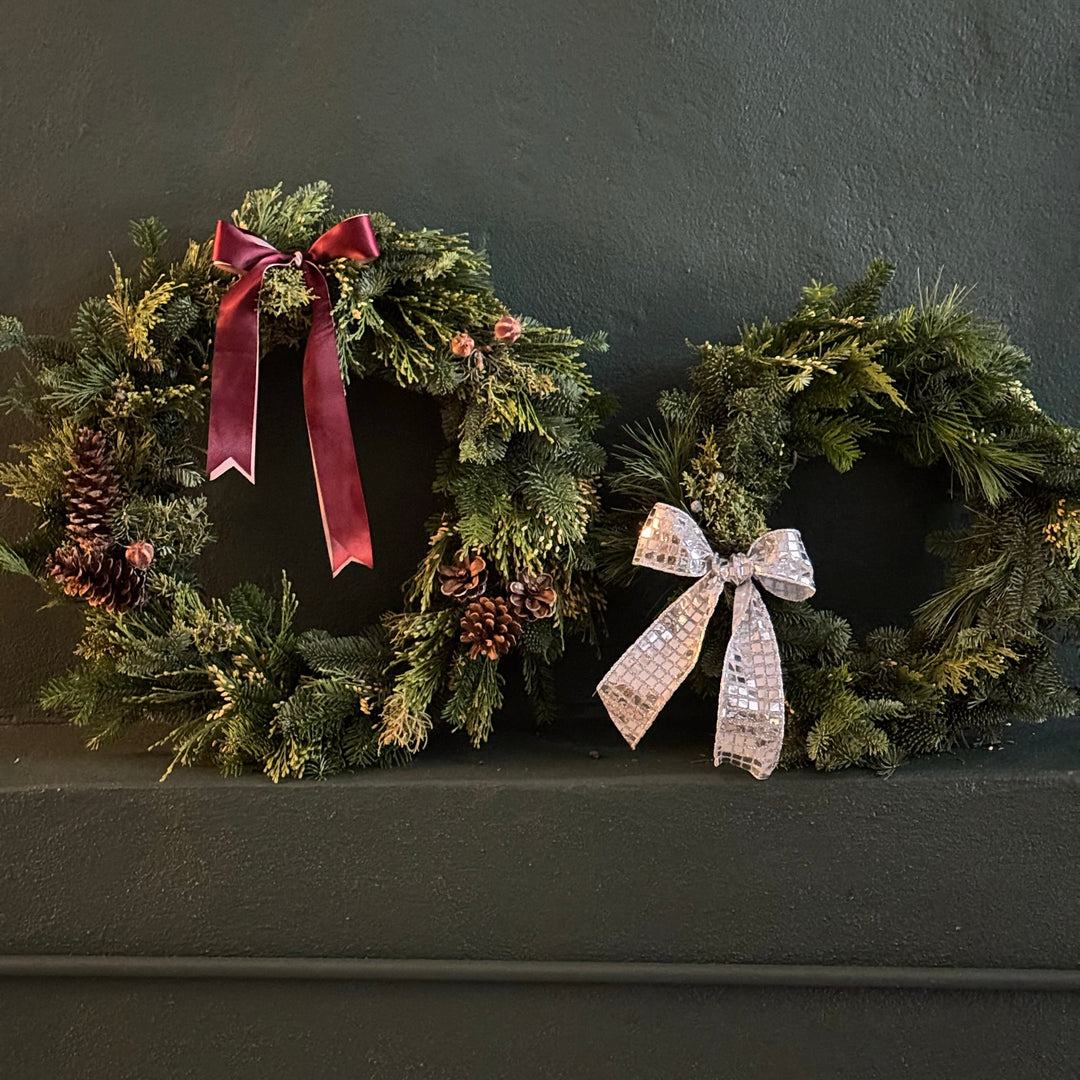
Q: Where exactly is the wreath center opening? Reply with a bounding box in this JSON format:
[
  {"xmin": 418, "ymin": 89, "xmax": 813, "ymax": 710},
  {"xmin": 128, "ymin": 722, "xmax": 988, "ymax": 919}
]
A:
[
  {"xmin": 201, "ymin": 347, "xmax": 444, "ymax": 634},
  {"xmin": 775, "ymin": 451, "xmax": 963, "ymax": 636}
]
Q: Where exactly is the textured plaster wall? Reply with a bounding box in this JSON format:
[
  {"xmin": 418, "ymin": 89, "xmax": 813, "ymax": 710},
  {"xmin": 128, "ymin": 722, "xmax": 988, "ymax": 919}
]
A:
[{"xmin": 0, "ymin": 0, "xmax": 1075, "ymax": 719}]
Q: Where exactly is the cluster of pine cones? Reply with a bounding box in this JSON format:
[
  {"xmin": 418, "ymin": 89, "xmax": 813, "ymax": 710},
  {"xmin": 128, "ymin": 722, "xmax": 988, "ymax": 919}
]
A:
[
  {"xmin": 438, "ymin": 554, "xmax": 556, "ymax": 661},
  {"xmin": 46, "ymin": 428, "xmax": 152, "ymax": 614}
]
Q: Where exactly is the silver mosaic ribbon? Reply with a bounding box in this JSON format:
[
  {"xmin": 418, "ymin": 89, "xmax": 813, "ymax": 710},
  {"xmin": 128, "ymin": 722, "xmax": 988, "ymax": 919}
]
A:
[{"xmin": 597, "ymin": 503, "xmax": 815, "ymax": 779}]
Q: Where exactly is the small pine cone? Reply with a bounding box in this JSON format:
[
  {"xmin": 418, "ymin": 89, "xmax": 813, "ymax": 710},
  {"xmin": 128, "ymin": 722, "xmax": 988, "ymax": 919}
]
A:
[
  {"xmin": 508, "ymin": 573, "xmax": 557, "ymax": 621},
  {"xmin": 438, "ymin": 554, "xmax": 488, "ymax": 600},
  {"xmin": 48, "ymin": 545, "xmax": 148, "ymax": 614},
  {"xmin": 460, "ymin": 596, "xmax": 521, "ymax": 660},
  {"xmin": 65, "ymin": 427, "xmax": 123, "ymax": 551}
]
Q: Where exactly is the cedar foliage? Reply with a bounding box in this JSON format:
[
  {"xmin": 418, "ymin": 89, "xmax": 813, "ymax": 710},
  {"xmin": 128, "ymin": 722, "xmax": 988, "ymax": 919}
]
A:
[
  {"xmin": 603, "ymin": 260, "xmax": 1080, "ymax": 770},
  {"xmin": 1, "ymin": 182, "xmax": 610, "ymax": 779}
]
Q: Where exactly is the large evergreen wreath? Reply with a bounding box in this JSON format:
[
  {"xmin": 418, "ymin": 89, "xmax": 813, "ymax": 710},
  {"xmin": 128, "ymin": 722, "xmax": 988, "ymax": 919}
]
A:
[
  {"xmin": 603, "ymin": 261, "xmax": 1080, "ymax": 770},
  {"xmin": 0, "ymin": 182, "xmax": 610, "ymax": 779}
]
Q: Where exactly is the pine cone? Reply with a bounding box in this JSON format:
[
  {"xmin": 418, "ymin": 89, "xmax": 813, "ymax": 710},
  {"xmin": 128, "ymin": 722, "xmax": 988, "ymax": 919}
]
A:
[
  {"xmin": 460, "ymin": 596, "xmax": 521, "ymax": 660},
  {"xmin": 508, "ymin": 573, "xmax": 557, "ymax": 621},
  {"xmin": 64, "ymin": 428, "xmax": 123, "ymax": 551},
  {"xmin": 48, "ymin": 545, "xmax": 148, "ymax": 614},
  {"xmin": 438, "ymin": 554, "xmax": 488, "ymax": 600}
]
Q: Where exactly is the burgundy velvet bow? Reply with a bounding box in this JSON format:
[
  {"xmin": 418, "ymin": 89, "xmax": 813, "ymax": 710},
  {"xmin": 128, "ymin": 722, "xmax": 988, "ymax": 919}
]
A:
[{"xmin": 207, "ymin": 216, "xmax": 380, "ymax": 575}]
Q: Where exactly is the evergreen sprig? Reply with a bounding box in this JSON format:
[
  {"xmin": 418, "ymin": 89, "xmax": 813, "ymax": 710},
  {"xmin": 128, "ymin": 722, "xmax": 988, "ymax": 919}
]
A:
[
  {"xmin": 603, "ymin": 260, "xmax": 1080, "ymax": 770},
  {"xmin": 1, "ymin": 183, "xmax": 610, "ymax": 779}
]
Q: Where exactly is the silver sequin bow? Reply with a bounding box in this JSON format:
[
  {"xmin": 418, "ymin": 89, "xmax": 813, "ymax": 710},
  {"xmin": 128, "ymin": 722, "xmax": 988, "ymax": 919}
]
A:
[{"xmin": 597, "ymin": 503, "xmax": 815, "ymax": 779}]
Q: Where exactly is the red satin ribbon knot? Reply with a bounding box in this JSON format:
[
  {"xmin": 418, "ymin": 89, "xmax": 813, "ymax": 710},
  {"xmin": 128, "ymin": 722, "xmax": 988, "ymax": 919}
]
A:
[{"xmin": 206, "ymin": 215, "xmax": 380, "ymax": 576}]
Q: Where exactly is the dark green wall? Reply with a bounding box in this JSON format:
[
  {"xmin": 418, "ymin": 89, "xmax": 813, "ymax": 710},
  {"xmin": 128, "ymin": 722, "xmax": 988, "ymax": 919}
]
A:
[{"xmin": 1, "ymin": 0, "xmax": 1076, "ymax": 718}]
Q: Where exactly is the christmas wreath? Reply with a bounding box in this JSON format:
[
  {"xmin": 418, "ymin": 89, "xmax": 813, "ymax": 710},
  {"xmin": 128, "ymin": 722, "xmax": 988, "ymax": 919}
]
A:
[
  {"xmin": 602, "ymin": 260, "xmax": 1080, "ymax": 771},
  {"xmin": 0, "ymin": 182, "xmax": 610, "ymax": 779}
]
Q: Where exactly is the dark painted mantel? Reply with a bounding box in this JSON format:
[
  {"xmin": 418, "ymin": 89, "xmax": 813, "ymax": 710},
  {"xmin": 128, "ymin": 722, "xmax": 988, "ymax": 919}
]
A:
[{"xmin": 1, "ymin": 719, "xmax": 1079, "ymax": 1078}]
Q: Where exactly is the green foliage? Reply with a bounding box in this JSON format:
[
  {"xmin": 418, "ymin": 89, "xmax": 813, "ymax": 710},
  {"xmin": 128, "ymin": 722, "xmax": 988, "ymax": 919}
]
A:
[
  {"xmin": 232, "ymin": 182, "xmax": 334, "ymax": 253},
  {"xmin": 442, "ymin": 652, "xmax": 504, "ymax": 745},
  {"xmin": 605, "ymin": 261, "xmax": 1080, "ymax": 771},
  {"xmin": 0, "ymin": 315, "xmax": 26, "ymax": 352},
  {"xmin": 2, "ymin": 182, "xmax": 611, "ymax": 779},
  {"xmin": 0, "ymin": 540, "xmax": 32, "ymax": 577},
  {"xmin": 129, "ymin": 217, "xmax": 170, "ymax": 283}
]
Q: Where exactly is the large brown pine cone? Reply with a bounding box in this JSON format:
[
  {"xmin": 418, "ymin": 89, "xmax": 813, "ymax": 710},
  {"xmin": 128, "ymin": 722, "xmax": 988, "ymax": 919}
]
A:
[
  {"xmin": 438, "ymin": 554, "xmax": 488, "ymax": 600},
  {"xmin": 47, "ymin": 545, "xmax": 148, "ymax": 614},
  {"xmin": 460, "ymin": 596, "xmax": 521, "ymax": 660},
  {"xmin": 507, "ymin": 573, "xmax": 557, "ymax": 621},
  {"xmin": 65, "ymin": 428, "xmax": 123, "ymax": 551}
]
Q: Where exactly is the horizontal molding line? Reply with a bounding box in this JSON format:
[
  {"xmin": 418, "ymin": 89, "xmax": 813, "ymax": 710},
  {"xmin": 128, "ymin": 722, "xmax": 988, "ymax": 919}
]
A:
[{"xmin": 0, "ymin": 956, "xmax": 1078, "ymax": 992}]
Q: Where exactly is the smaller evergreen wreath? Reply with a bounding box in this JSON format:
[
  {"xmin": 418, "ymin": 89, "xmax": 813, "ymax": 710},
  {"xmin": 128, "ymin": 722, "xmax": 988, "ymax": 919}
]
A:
[
  {"xmin": 0, "ymin": 182, "xmax": 611, "ymax": 779},
  {"xmin": 603, "ymin": 260, "xmax": 1080, "ymax": 770}
]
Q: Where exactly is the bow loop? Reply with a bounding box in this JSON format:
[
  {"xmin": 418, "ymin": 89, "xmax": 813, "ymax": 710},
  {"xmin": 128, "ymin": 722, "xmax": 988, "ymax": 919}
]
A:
[
  {"xmin": 598, "ymin": 502, "xmax": 815, "ymax": 779},
  {"xmin": 745, "ymin": 528, "xmax": 816, "ymax": 602},
  {"xmin": 306, "ymin": 214, "xmax": 381, "ymax": 265},
  {"xmin": 212, "ymin": 220, "xmax": 283, "ymax": 275},
  {"xmin": 632, "ymin": 503, "xmax": 714, "ymax": 578}
]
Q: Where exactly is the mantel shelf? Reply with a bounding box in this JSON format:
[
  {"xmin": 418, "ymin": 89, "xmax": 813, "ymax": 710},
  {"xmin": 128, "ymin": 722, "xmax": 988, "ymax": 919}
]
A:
[
  {"xmin": 2, "ymin": 717, "xmax": 1077, "ymax": 968},
  {"xmin": 3, "ymin": 720, "xmax": 1079, "ymax": 1077}
]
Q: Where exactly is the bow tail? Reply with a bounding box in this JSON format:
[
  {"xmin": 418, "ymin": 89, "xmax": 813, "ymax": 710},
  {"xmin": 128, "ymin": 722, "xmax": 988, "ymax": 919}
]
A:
[
  {"xmin": 207, "ymin": 268, "xmax": 269, "ymax": 482},
  {"xmin": 302, "ymin": 267, "xmax": 373, "ymax": 575},
  {"xmin": 598, "ymin": 573, "xmax": 724, "ymax": 749},
  {"xmin": 714, "ymin": 581, "xmax": 786, "ymax": 779}
]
